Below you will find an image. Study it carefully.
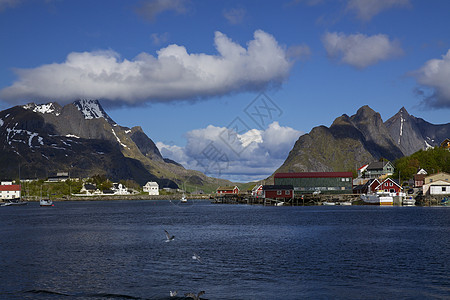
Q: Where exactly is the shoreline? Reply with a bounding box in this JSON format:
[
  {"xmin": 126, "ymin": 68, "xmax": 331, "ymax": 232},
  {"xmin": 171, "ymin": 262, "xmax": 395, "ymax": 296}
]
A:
[{"xmin": 19, "ymin": 194, "xmax": 211, "ymax": 202}]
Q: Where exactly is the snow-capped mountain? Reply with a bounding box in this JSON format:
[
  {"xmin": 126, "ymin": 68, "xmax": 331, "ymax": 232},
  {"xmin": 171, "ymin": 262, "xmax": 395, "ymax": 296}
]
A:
[
  {"xmin": 0, "ymin": 100, "xmax": 169, "ymax": 185},
  {"xmin": 0, "ymin": 100, "xmax": 232, "ymax": 190}
]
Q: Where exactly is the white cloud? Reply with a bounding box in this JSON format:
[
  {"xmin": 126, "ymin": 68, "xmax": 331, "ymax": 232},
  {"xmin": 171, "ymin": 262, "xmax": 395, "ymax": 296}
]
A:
[
  {"xmin": 411, "ymin": 49, "xmax": 450, "ymax": 109},
  {"xmin": 135, "ymin": 0, "xmax": 189, "ymax": 21},
  {"xmin": 322, "ymin": 32, "xmax": 403, "ymax": 69},
  {"xmin": 346, "ymin": 0, "xmax": 411, "ymax": 21},
  {"xmin": 157, "ymin": 122, "xmax": 302, "ymax": 182},
  {"xmin": 0, "ymin": 30, "xmax": 293, "ymax": 105},
  {"xmin": 223, "ymin": 7, "xmax": 246, "ymax": 25}
]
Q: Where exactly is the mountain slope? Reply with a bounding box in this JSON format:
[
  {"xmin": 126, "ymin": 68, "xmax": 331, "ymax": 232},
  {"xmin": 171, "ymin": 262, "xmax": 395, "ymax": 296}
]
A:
[
  {"xmin": 0, "ymin": 100, "xmax": 232, "ymax": 191},
  {"xmin": 385, "ymin": 107, "xmax": 450, "ymax": 155},
  {"xmin": 273, "ymin": 106, "xmax": 408, "ymax": 175}
]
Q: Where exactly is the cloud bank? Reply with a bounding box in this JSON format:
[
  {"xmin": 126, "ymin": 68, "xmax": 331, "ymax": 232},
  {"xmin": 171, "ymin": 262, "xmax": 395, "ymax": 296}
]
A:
[
  {"xmin": 0, "ymin": 30, "xmax": 294, "ymax": 105},
  {"xmin": 322, "ymin": 32, "xmax": 403, "ymax": 69},
  {"xmin": 411, "ymin": 49, "xmax": 450, "ymax": 109},
  {"xmin": 157, "ymin": 122, "xmax": 302, "ymax": 182}
]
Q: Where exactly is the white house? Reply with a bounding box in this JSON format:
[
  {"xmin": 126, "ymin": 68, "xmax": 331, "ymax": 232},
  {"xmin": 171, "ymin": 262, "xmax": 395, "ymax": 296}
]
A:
[
  {"xmin": 251, "ymin": 185, "xmax": 263, "ymax": 197},
  {"xmin": 423, "ymin": 180, "xmax": 450, "ymax": 196},
  {"xmin": 143, "ymin": 181, "xmax": 159, "ymax": 195},
  {"xmin": 112, "ymin": 183, "xmax": 129, "ymax": 195},
  {"xmin": 0, "ymin": 183, "xmax": 21, "ymax": 200}
]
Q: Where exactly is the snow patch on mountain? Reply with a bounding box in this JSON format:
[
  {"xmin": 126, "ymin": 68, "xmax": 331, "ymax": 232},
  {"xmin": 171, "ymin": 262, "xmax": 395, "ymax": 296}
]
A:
[
  {"xmin": 0, "ymin": 118, "xmax": 3, "ymax": 127},
  {"xmin": 5, "ymin": 124, "xmax": 44, "ymax": 147},
  {"xmin": 23, "ymin": 103, "xmax": 60, "ymax": 116},
  {"xmin": 111, "ymin": 128, "xmax": 129, "ymax": 149}
]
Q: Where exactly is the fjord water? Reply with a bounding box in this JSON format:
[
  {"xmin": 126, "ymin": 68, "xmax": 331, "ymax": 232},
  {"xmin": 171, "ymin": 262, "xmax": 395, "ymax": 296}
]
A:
[{"xmin": 1, "ymin": 201, "xmax": 449, "ymax": 300}]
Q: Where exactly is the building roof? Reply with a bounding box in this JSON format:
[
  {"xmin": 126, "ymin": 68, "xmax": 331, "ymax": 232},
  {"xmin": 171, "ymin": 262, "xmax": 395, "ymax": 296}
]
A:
[
  {"xmin": 376, "ymin": 178, "xmax": 401, "ymax": 189},
  {"xmin": 217, "ymin": 186, "xmax": 239, "ymax": 191},
  {"xmin": 262, "ymin": 185, "xmax": 293, "ymax": 191},
  {"xmin": 0, "ymin": 184, "xmax": 21, "ymax": 191},
  {"xmin": 83, "ymin": 184, "xmax": 97, "ymax": 190},
  {"xmin": 275, "ymin": 172, "xmax": 353, "ymax": 178},
  {"xmin": 366, "ymin": 161, "xmax": 392, "ymax": 171}
]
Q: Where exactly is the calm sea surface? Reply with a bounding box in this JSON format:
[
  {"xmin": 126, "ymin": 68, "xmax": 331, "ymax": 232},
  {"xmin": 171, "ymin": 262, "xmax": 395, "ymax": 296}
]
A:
[{"xmin": 0, "ymin": 200, "xmax": 449, "ymax": 300}]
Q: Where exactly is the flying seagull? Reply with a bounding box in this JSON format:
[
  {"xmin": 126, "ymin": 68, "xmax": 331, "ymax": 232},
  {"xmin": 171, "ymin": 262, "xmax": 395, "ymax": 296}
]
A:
[
  {"xmin": 185, "ymin": 291, "xmax": 205, "ymax": 300},
  {"xmin": 192, "ymin": 253, "xmax": 203, "ymax": 263},
  {"xmin": 164, "ymin": 230, "xmax": 175, "ymax": 242},
  {"xmin": 169, "ymin": 290, "xmax": 178, "ymax": 297}
]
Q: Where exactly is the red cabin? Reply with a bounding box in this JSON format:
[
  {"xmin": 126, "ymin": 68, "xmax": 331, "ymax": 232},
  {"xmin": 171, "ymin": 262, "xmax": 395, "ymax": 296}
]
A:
[
  {"xmin": 216, "ymin": 186, "xmax": 239, "ymax": 195},
  {"xmin": 262, "ymin": 185, "xmax": 294, "ymax": 200},
  {"xmin": 375, "ymin": 178, "xmax": 402, "ymax": 194}
]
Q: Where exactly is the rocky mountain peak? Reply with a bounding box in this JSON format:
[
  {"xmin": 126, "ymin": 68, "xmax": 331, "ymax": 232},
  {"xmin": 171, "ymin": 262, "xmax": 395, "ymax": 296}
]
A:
[{"xmin": 73, "ymin": 99, "xmax": 115, "ymax": 124}]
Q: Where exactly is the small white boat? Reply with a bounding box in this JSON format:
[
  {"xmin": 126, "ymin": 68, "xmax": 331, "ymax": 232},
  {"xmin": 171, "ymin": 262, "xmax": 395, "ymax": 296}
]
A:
[
  {"xmin": 361, "ymin": 192, "xmax": 393, "ymax": 206},
  {"xmin": 180, "ymin": 193, "xmax": 187, "ymax": 203},
  {"xmin": 1, "ymin": 199, "xmax": 28, "ymax": 206},
  {"xmin": 276, "ymin": 201, "xmax": 285, "ymax": 206},
  {"xmin": 40, "ymin": 198, "xmax": 54, "ymax": 207},
  {"xmin": 322, "ymin": 201, "xmax": 336, "ymax": 206},
  {"xmin": 339, "ymin": 201, "xmax": 352, "ymax": 206},
  {"xmin": 402, "ymin": 196, "xmax": 415, "ymax": 206}
]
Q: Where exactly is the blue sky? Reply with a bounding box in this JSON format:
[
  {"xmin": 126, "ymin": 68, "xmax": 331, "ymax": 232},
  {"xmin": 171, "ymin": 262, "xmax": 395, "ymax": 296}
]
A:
[{"xmin": 1, "ymin": 0, "xmax": 449, "ymax": 182}]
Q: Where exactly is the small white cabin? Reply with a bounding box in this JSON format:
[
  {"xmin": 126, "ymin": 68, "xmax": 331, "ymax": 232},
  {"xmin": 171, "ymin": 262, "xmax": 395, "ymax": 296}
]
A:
[{"xmin": 143, "ymin": 181, "xmax": 159, "ymax": 195}]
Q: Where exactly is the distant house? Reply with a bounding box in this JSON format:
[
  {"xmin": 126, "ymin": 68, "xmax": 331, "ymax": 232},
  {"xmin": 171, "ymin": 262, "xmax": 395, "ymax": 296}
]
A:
[
  {"xmin": 80, "ymin": 183, "xmax": 99, "ymax": 195},
  {"xmin": 441, "ymin": 138, "xmax": 450, "ymax": 149},
  {"xmin": 375, "ymin": 178, "xmax": 402, "ymax": 194},
  {"xmin": 112, "ymin": 183, "xmax": 130, "ymax": 195},
  {"xmin": 364, "ymin": 161, "xmax": 394, "ymax": 179},
  {"xmin": 423, "ymin": 180, "xmax": 450, "ymax": 196},
  {"xmin": 414, "ymin": 174, "xmax": 426, "ymax": 188},
  {"xmin": 216, "ymin": 186, "xmax": 239, "ymax": 195},
  {"xmin": 357, "ymin": 164, "xmax": 369, "ymax": 178},
  {"xmin": 0, "ymin": 183, "xmax": 21, "ymax": 200},
  {"xmin": 47, "ymin": 172, "xmax": 69, "ymax": 182},
  {"xmin": 423, "ymin": 172, "xmax": 450, "ymax": 195},
  {"xmin": 251, "ymin": 185, "xmax": 263, "ymax": 197},
  {"xmin": 143, "ymin": 181, "xmax": 159, "ymax": 195},
  {"xmin": 353, "ymin": 179, "xmax": 380, "ymax": 194},
  {"xmin": 261, "ymin": 185, "xmax": 293, "ymax": 200}
]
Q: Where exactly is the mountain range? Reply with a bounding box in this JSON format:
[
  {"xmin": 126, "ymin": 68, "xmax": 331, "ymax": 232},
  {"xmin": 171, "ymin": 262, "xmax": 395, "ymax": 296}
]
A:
[
  {"xmin": 0, "ymin": 100, "xmax": 231, "ymax": 191},
  {"xmin": 274, "ymin": 105, "xmax": 450, "ymax": 175},
  {"xmin": 1, "ymin": 101, "xmax": 448, "ymax": 187}
]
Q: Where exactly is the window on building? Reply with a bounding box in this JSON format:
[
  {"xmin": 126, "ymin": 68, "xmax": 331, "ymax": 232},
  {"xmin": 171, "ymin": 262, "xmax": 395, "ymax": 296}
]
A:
[
  {"xmin": 277, "ymin": 190, "xmax": 282, "ymax": 195},
  {"xmin": 285, "ymin": 190, "xmax": 290, "ymax": 195},
  {"xmin": 443, "ymin": 187, "xmax": 447, "ymax": 192}
]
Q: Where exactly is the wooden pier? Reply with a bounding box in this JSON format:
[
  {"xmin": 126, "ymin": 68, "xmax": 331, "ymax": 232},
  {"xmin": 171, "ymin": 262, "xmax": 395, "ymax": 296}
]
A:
[{"xmin": 211, "ymin": 193, "xmax": 361, "ymax": 206}]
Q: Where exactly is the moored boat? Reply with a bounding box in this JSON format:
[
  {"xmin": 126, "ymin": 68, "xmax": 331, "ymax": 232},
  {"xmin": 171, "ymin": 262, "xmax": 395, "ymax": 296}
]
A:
[
  {"xmin": 180, "ymin": 193, "xmax": 187, "ymax": 203},
  {"xmin": 402, "ymin": 196, "xmax": 415, "ymax": 206},
  {"xmin": 1, "ymin": 198, "xmax": 28, "ymax": 206},
  {"xmin": 40, "ymin": 198, "xmax": 54, "ymax": 207},
  {"xmin": 361, "ymin": 192, "xmax": 393, "ymax": 206}
]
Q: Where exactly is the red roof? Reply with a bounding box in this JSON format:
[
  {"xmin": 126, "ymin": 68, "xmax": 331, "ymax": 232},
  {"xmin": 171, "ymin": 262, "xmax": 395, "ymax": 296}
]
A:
[
  {"xmin": 0, "ymin": 184, "xmax": 21, "ymax": 191},
  {"xmin": 275, "ymin": 172, "xmax": 353, "ymax": 178}
]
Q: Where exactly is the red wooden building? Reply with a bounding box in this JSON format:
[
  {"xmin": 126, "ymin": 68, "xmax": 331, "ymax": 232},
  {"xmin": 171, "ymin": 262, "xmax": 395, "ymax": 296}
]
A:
[
  {"xmin": 216, "ymin": 186, "xmax": 239, "ymax": 195},
  {"xmin": 375, "ymin": 178, "xmax": 402, "ymax": 194},
  {"xmin": 262, "ymin": 185, "xmax": 294, "ymax": 200}
]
